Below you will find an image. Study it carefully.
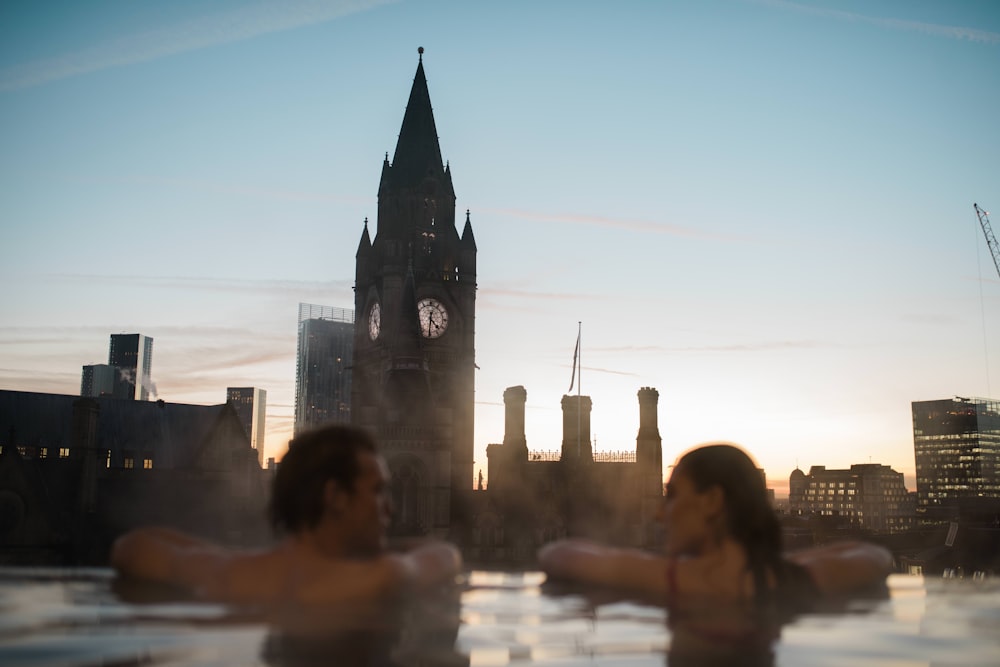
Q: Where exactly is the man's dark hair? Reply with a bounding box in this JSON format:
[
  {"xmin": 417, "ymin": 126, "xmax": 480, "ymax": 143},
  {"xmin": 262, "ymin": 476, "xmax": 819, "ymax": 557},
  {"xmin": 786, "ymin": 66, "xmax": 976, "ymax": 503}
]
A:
[{"xmin": 269, "ymin": 424, "xmax": 378, "ymax": 533}]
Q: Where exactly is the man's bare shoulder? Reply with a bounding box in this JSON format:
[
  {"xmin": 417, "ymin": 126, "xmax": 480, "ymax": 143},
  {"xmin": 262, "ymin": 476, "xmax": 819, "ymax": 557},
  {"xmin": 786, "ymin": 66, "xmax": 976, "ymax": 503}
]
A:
[
  {"xmin": 302, "ymin": 542, "xmax": 461, "ymax": 603},
  {"xmin": 214, "ymin": 543, "xmax": 453, "ymax": 605},
  {"xmin": 290, "ymin": 554, "xmax": 417, "ymax": 604},
  {"xmin": 185, "ymin": 547, "xmax": 400, "ymax": 605}
]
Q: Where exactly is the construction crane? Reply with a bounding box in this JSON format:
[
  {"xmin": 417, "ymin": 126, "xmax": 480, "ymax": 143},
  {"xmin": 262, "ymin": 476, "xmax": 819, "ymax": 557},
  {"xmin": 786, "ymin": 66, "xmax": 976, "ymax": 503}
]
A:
[{"xmin": 975, "ymin": 203, "xmax": 1000, "ymax": 279}]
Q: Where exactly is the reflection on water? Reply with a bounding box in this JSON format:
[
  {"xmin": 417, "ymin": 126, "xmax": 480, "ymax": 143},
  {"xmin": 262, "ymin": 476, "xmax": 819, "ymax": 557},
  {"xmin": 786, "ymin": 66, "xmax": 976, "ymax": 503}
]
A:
[{"xmin": 0, "ymin": 569, "xmax": 998, "ymax": 666}]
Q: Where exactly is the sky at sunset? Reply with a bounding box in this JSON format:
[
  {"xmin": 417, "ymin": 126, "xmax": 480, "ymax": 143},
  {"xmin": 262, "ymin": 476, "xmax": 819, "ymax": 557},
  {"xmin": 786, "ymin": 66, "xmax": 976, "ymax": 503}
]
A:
[{"xmin": 2, "ymin": 0, "xmax": 999, "ymax": 495}]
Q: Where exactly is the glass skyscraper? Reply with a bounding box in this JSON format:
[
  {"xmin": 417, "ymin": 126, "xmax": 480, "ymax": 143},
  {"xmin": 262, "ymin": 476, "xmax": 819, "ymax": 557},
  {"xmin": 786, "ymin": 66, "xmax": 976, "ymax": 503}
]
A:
[
  {"xmin": 294, "ymin": 304, "xmax": 353, "ymax": 435},
  {"xmin": 108, "ymin": 333, "xmax": 154, "ymax": 401},
  {"xmin": 912, "ymin": 396, "xmax": 1000, "ymax": 523},
  {"xmin": 226, "ymin": 387, "xmax": 267, "ymax": 467},
  {"xmin": 81, "ymin": 363, "xmax": 116, "ymax": 397}
]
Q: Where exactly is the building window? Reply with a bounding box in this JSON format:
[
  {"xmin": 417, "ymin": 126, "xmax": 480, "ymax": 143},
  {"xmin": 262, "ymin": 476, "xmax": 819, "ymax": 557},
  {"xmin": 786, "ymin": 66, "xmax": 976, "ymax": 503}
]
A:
[
  {"xmin": 59, "ymin": 447, "xmax": 70, "ymax": 458},
  {"xmin": 39, "ymin": 447, "xmax": 48, "ymax": 458},
  {"xmin": 106, "ymin": 450, "xmax": 112, "ymax": 468},
  {"xmin": 143, "ymin": 455, "xmax": 153, "ymax": 469},
  {"xmin": 124, "ymin": 451, "xmax": 135, "ymax": 469}
]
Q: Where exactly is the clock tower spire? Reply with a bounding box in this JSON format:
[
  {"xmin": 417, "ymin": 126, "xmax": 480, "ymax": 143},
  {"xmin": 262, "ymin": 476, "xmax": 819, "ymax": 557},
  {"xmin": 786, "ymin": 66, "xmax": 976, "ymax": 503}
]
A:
[{"xmin": 352, "ymin": 49, "xmax": 477, "ymax": 537}]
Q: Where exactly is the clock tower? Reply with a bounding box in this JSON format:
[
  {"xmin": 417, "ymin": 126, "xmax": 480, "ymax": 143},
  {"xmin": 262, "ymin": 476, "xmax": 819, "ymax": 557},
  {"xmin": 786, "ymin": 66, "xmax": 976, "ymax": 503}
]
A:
[{"xmin": 352, "ymin": 49, "xmax": 477, "ymax": 537}]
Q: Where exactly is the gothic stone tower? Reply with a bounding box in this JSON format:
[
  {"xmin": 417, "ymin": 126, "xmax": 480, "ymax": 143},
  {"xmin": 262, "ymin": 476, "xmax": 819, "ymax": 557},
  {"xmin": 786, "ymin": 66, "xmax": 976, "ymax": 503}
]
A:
[{"xmin": 352, "ymin": 50, "xmax": 477, "ymax": 538}]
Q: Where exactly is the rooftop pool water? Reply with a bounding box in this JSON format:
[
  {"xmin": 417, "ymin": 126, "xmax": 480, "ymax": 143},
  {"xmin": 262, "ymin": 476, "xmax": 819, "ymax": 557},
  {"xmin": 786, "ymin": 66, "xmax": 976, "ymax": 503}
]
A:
[{"xmin": 0, "ymin": 568, "xmax": 998, "ymax": 666}]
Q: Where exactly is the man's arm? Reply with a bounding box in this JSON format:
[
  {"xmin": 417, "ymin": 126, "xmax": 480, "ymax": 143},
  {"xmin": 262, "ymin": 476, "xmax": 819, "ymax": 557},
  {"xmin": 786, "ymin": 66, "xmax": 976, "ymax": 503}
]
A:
[
  {"xmin": 113, "ymin": 530, "xmax": 462, "ymax": 605},
  {"xmin": 110, "ymin": 526, "xmax": 230, "ymax": 593}
]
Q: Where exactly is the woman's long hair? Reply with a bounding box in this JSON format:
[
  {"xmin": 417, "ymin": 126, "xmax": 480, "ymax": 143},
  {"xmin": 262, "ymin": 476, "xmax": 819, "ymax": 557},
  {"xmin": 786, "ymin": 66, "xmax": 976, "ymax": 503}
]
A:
[{"xmin": 675, "ymin": 444, "xmax": 785, "ymax": 606}]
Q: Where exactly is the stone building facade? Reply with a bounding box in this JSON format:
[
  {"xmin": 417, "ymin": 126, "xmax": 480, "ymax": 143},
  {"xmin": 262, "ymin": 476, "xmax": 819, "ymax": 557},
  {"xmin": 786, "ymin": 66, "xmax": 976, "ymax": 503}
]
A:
[
  {"xmin": 0, "ymin": 390, "xmax": 268, "ymax": 564},
  {"xmin": 788, "ymin": 463, "xmax": 912, "ymax": 534},
  {"xmin": 465, "ymin": 386, "xmax": 664, "ymax": 564}
]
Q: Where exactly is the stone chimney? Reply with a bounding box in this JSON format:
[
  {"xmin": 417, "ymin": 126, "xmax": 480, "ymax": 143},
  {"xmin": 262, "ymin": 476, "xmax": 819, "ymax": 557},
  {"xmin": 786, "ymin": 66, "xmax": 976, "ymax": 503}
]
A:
[
  {"xmin": 561, "ymin": 394, "xmax": 593, "ymax": 462},
  {"xmin": 636, "ymin": 387, "xmax": 661, "ymax": 464},
  {"xmin": 636, "ymin": 387, "xmax": 663, "ymax": 497},
  {"xmin": 502, "ymin": 385, "xmax": 528, "ymax": 455}
]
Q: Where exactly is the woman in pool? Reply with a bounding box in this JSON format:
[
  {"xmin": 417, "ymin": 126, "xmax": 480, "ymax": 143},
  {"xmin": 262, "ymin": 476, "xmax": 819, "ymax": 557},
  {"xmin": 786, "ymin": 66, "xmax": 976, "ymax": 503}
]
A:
[{"xmin": 538, "ymin": 443, "xmax": 893, "ymax": 605}]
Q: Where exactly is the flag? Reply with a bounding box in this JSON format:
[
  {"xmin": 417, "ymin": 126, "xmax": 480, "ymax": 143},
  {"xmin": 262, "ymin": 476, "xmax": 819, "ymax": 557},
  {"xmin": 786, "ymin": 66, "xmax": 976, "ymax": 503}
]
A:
[{"xmin": 568, "ymin": 326, "xmax": 580, "ymax": 393}]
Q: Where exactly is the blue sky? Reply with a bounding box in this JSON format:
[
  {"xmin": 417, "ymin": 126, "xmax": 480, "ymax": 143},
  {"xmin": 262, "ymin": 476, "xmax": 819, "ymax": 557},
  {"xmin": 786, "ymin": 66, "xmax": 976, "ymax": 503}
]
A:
[{"xmin": 2, "ymin": 0, "xmax": 998, "ymax": 494}]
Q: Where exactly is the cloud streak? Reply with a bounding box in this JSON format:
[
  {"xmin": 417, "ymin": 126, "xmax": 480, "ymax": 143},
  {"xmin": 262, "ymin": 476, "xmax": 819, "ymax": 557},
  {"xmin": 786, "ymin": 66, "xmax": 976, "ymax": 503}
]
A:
[
  {"xmin": 1, "ymin": 0, "xmax": 399, "ymax": 92},
  {"xmin": 571, "ymin": 365, "xmax": 641, "ymax": 378},
  {"xmin": 0, "ymin": 323, "xmax": 291, "ymax": 341},
  {"xmin": 479, "ymin": 286, "xmax": 597, "ymax": 302},
  {"xmin": 756, "ymin": 0, "xmax": 1000, "ymax": 44},
  {"xmin": 0, "ymin": 322, "xmax": 296, "ymax": 401},
  {"xmin": 43, "ymin": 274, "xmax": 352, "ymax": 300},
  {"xmin": 167, "ymin": 348, "xmax": 293, "ymax": 376},
  {"xmin": 598, "ymin": 340, "xmax": 834, "ymax": 353},
  {"xmin": 483, "ymin": 207, "xmax": 749, "ymax": 242},
  {"xmin": 55, "ymin": 172, "xmax": 371, "ymax": 207}
]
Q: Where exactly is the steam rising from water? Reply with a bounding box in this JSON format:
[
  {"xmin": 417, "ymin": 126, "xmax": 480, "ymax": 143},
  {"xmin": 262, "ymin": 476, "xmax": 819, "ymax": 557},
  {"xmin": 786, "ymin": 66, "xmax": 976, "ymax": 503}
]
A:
[{"xmin": 117, "ymin": 367, "xmax": 158, "ymax": 400}]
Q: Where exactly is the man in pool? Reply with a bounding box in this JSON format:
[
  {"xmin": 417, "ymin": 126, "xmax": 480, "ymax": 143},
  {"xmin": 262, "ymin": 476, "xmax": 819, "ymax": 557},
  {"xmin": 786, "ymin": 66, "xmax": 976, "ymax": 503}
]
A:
[{"xmin": 111, "ymin": 424, "xmax": 462, "ymax": 605}]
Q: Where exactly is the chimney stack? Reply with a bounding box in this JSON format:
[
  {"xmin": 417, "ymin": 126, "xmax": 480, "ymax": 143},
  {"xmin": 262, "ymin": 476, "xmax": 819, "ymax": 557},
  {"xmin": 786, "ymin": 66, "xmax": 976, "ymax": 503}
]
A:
[
  {"xmin": 502, "ymin": 385, "xmax": 528, "ymax": 455},
  {"xmin": 636, "ymin": 387, "xmax": 662, "ymax": 493},
  {"xmin": 561, "ymin": 394, "xmax": 593, "ymax": 462}
]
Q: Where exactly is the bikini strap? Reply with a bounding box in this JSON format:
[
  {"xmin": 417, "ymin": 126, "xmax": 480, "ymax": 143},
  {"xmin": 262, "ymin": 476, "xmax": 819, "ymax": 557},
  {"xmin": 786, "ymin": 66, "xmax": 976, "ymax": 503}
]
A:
[{"xmin": 665, "ymin": 557, "xmax": 678, "ymax": 602}]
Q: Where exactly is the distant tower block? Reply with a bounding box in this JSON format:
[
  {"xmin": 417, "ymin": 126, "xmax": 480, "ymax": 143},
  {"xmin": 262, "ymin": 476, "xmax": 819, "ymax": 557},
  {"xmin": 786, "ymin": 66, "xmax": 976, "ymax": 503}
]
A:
[
  {"xmin": 912, "ymin": 396, "xmax": 1000, "ymax": 524},
  {"xmin": 108, "ymin": 333, "xmax": 154, "ymax": 401},
  {"xmin": 81, "ymin": 364, "xmax": 115, "ymax": 397},
  {"xmin": 227, "ymin": 387, "xmax": 267, "ymax": 467},
  {"xmin": 294, "ymin": 303, "xmax": 354, "ymax": 435}
]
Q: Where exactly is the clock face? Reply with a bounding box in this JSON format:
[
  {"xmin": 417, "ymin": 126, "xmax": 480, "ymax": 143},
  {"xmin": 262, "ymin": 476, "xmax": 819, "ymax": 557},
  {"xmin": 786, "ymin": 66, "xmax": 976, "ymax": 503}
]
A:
[
  {"xmin": 368, "ymin": 302, "xmax": 381, "ymax": 341},
  {"xmin": 417, "ymin": 298, "xmax": 448, "ymax": 338}
]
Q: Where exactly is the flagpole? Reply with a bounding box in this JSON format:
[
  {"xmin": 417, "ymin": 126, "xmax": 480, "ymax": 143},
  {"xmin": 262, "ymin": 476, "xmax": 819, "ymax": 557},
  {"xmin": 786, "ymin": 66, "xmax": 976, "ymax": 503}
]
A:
[
  {"xmin": 567, "ymin": 322, "xmax": 583, "ymax": 459},
  {"xmin": 577, "ymin": 321, "xmax": 581, "ymax": 458}
]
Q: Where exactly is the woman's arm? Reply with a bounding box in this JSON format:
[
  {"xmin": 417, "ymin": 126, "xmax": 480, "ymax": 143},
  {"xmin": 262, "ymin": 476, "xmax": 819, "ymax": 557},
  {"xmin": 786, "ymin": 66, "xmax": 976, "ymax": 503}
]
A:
[
  {"xmin": 397, "ymin": 540, "xmax": 463, "ymax": 592},
  {"xmin": 785, "ymin": 540, "xmax": 893, "ymax": 595},
  {"xmin": 538, "ymin": 539, "xmax": 668, "ymax": 593}
]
